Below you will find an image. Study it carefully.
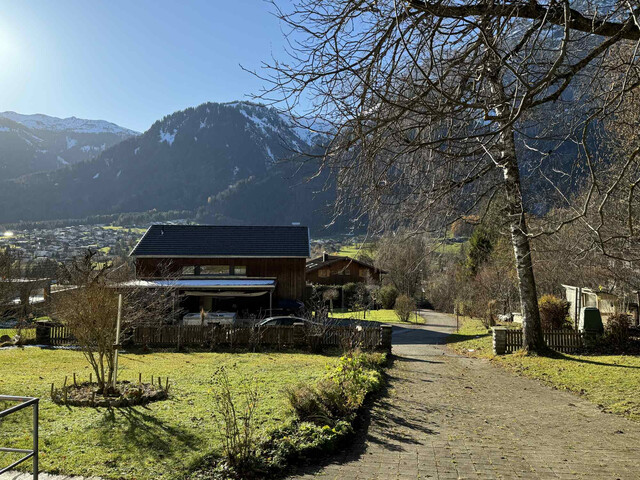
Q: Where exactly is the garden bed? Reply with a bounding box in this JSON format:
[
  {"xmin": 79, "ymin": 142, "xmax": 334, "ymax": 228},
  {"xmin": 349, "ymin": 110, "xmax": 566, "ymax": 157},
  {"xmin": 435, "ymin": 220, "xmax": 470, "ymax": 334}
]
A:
[{"xmin": 51, "ymin": 381, "xmax": 168, "ymax": 407}]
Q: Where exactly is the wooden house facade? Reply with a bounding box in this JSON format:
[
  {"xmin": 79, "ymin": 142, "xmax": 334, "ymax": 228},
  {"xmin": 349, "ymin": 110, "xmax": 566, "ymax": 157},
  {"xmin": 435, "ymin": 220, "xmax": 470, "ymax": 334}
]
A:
[
  {"xmin": 306, "ymin": 253, "xmax": 385, "ymax": 285},
  {"xmin": 130, "ymin": 225, "xmax": 310, "ymax": 316}
]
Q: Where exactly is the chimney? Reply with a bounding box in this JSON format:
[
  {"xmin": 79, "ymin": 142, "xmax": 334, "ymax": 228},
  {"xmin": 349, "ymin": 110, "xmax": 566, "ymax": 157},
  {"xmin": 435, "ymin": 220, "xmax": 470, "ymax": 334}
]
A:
[{"xmin": 322, "ymin": 251, "xmax": 328, "ymax": 262}]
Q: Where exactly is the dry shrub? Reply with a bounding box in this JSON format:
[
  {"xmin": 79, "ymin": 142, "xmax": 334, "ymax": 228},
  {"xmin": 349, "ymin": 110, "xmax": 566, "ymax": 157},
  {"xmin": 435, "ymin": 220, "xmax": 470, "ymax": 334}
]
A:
[
  {"xmin": 538, "ymin": 295, "xmax": 570, "ymax": 330},
  {"xmin": 210, "ymin": 366, "xmax": 260, "ymax": 469},
  {"xmin": 394, "ymin": 294, "xmax": 415, "ymax": 322},
  {"xmin": 604, "ymin": 313, "xmax": 632, "ymax": 348}
]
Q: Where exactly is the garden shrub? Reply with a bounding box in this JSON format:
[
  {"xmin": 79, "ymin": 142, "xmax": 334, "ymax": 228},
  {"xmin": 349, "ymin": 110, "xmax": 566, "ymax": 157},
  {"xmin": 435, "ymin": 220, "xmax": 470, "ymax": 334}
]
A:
[
  {"xmin": 538, "ymin": 295, "xmax": 570, "ymax": 329},
  {"xmin": 394, "ymin": 294, "xmax": 416, "ymax": 322},
  {"xmin": 376, "ymin": 285, "xmax": 399, "ymax": 309},
  {"xmin": 288, "ymin": 351, "xmax": 386, "ymax": 425},
  {"xmin": 286, "ymin": 383, "xmax": 332, "ymax": 424},
  {"xmin": 604, "ymin": 313, "xmax": 632, "ymax": 348},
  {"xmin": 195, "ymin": 352, "xmax": 386, "ymax": 479},
  {"xmin": 341, "ymin": 283, "xmax": 358, "ymax": 306}
]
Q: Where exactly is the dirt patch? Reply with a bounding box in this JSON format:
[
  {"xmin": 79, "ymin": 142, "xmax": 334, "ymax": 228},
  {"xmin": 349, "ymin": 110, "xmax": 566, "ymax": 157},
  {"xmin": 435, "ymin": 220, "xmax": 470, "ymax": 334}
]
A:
[{"xmin": 51, "ymin": 380, "xmax": 168, "ymax": 407}]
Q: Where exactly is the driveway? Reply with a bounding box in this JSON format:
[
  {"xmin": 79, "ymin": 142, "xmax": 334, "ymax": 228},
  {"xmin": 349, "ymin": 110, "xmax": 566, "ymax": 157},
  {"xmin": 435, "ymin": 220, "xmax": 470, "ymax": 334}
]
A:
[{"xmin": 290, "ymin": 310, "xmax": 640, "ymax": 479}]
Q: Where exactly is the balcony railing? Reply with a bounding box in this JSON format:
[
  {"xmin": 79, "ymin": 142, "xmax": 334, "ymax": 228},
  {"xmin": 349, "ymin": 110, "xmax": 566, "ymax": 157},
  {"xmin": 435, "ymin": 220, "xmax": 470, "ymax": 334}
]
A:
[{"xmin": 0, "ymin": 395, "xmax": 39, "ymax": 479}]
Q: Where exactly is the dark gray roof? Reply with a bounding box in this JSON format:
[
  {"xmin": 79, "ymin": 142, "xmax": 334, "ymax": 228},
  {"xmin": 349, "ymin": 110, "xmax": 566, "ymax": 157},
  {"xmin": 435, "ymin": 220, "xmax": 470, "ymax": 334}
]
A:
[
  {"xmin": 130, "ymin": 225, "xmax": 310, "ymax": 258},
  {"xmin": 305, "ymin": 254, "xmax": 386, "ymax": 273}
]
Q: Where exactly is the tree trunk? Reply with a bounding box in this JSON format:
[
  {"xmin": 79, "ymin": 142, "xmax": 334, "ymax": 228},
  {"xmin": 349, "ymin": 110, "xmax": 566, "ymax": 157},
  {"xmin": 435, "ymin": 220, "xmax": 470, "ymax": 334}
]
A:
[
  {"xmin": 486, "ymin": 45, "xmax": 546, "ymax": 353},
  {"xmin": 500, "ymin": 129, "xmax": 546, "ymax": 352}
]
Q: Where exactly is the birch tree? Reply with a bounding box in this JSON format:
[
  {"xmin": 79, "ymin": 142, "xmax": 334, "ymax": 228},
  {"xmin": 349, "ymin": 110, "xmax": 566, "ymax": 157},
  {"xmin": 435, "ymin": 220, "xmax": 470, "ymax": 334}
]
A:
[{"xmin": 259, "ymin": 0, "xmax": 640, "ymax": 352}]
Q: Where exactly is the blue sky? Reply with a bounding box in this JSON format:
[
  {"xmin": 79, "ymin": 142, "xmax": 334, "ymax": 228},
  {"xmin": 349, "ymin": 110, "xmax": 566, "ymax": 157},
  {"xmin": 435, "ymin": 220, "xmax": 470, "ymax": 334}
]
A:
[{"xmin": 0, "ymin": 0, "xmax": 287, "ymax": 132}]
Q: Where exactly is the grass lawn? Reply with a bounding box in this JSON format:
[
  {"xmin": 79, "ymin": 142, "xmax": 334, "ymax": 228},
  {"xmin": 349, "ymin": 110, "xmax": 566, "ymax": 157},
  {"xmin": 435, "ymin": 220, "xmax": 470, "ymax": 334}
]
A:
[
  {"xmin": 447, "ymin": 317, "xmax": 640, "ymax": 421},
  {"xmin": 337, "ymin": 242, "xmax": 375, "ymax": 259},
  {"xmin": 331, "ymin": 309, "xmax": 425, "ymax": 324},
  {"xmin": 0, "ymin": 328, "xmax": 36, "ymax": 340},
  {"xmin": 0, "ymin": 349, "xmax": 331, "ymax": 479}
]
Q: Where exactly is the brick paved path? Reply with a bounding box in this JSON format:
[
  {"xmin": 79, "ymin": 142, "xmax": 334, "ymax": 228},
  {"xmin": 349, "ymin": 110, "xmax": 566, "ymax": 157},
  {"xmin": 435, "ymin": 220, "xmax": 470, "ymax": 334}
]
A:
[{"xmin": 290, "ymin": 311, "xmax": 640, "ymax": 480}]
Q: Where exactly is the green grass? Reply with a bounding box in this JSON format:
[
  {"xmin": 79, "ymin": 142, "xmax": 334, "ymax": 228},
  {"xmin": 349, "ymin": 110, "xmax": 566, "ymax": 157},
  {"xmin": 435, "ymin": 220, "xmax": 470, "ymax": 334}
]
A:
[
  {"xmin": 337, "ymin": 242, "xmax": 374, "ymax": 259},
  {"xmin": 0, "ymin": 328, "xmax": 36, "ymax": 340},
  {"xmin": 331, "ymin": 309, "xmax": 425, "ymax": 324},
  {"xmin": 0, "ymin": 349, "xmax": 332, "ymax": 479},
  {"xmin": 425, "ymin": 238, "xmax": 466, "ymax": 255},
  {"xmin": 447, "ymin": 317, "xmax": 640, "ymax": 421},
  {"xmin": 102, "ymin": 226, "xmax": 148, "ymax": 235}
]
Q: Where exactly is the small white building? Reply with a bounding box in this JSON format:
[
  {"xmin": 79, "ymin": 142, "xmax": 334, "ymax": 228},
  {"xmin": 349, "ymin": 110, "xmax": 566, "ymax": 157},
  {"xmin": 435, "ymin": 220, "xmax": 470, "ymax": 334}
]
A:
[{"xmin": 562, "ymin": 284, "xmax": 618, "ymax": 323}]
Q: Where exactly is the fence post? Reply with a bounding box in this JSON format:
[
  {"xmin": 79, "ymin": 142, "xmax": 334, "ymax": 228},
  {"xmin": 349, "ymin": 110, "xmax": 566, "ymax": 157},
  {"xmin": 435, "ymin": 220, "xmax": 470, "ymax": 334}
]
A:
[
  {"xmin": 381, "ymin": 325, "xmax": 393, "ymax": 353},
  {"xmin": 492, "ymin": 326, "xmax": 507, "ymax": 355},
  {"xmin": 293, "ymin": 324, "xmax": 306, "ymax": 347},
  {"xmin": 35, "ymin": 324, "xmax": 51, "ymax": 345}
]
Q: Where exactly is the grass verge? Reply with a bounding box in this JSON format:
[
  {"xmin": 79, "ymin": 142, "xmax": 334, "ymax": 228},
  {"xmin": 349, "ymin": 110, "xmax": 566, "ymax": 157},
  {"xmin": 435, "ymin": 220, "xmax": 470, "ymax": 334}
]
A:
[
  {"xmin": 0, "ymin": 348, "xmax": 331, "ymax": 479},
  {"xmin": 331, "ymin": 309, "xmax": 425, "ymax": 325},
  {"xmin": 447, "ymin": 317, "xmax": 640, "ymax": 421}
]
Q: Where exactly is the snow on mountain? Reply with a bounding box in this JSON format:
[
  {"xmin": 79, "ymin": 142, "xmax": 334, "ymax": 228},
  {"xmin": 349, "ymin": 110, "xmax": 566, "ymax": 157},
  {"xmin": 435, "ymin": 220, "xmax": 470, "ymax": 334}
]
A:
[
  {"xmin": 0, "ymin": 112, "xmax": 138, "ymax": 181},
  {"xmin": 159, "ymin": 128, "xmax": 177, "ymax": 146},
  {"xmin": 0, "ymin": 111, "xmax": 139, "ymax": 137},
  {"xmin": 0, "ymin": 100, "xmax": 348, "ymax": 233}
]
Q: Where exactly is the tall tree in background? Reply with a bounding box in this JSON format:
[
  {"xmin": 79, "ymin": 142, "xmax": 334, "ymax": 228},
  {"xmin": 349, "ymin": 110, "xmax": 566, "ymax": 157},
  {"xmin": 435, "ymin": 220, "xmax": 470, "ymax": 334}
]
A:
[{"xmin": 261, "ymin": 0, "xmax": 640, "ymax": 352}]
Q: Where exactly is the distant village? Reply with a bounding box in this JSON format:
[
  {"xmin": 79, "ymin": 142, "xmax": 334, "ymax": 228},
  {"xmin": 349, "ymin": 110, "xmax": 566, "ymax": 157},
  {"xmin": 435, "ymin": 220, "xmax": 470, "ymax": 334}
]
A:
[{"xmin": 0, "ymin": 224, "xmax": 151, "ymax": 266}]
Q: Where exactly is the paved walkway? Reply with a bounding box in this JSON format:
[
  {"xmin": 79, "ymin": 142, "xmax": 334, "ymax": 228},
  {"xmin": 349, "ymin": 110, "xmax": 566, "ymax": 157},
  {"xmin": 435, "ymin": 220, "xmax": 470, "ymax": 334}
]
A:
[
  {"xmin": 0, "ymin": 474, "xmax": 100, "ymax": 480},
  {"xmin": 290, "ymin": 310, "xmax": 640, "ymax": 480}
]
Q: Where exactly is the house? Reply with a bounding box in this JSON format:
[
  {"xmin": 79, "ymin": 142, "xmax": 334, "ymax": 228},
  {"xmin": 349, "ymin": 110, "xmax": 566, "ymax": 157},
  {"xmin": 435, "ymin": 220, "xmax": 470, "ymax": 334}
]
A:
[
  {"xmin": 562, "ymin": 284, "xmax": 619, "ymax": 323},
  {"xmin": 306, "ymin": 253, "xmax": 385, "ymax": 285},
  {"xmin": 130, "ymin": 224, "xmax": 310, "ymax": 317}
]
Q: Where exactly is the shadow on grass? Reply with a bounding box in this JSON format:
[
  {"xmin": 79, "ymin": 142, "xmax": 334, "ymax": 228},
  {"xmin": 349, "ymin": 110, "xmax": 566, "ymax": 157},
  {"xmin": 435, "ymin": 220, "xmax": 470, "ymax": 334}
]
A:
[
  {"xmin": 537, "ymin": 350, "xmax": 640, "ymax": 369},
  {"xmin": 97, "ymin": 405, "xmax": 201, "ymax": 460}
]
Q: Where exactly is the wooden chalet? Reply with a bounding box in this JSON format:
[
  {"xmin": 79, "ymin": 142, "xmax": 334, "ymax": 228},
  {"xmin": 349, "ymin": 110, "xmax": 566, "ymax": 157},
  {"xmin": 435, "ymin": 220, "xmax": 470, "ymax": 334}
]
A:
[
  {"xmin": 306, "ymin": 253, "xmax": 385, "ymax": 285},
  {"xmin": 130, "ymin": 224, "xmax": 310, "ymax": 316}
]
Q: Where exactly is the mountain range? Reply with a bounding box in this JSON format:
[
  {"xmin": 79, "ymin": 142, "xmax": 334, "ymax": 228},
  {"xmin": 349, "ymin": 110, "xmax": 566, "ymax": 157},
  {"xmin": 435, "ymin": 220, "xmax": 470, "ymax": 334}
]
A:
[
  {"xmin": 0, "ymin": 112, "xmax": 138, "ymax": 179},
  {"xmin": 0, "ymin": 102, "xmax": 346, "ymax": 233}
]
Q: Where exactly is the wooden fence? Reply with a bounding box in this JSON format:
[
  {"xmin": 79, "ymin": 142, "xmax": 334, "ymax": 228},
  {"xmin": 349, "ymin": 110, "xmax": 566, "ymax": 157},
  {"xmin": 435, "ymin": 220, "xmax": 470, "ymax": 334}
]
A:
[
  {"xmin": 49, "ymin": 325, "xmax": 75, "ymax": 346},
  {"xmin": 132, "ymin": 324, "xmax": 388, "ymax": 351},
  {"xmin": 502, "ymin": 328, "xmax": 583, "ymax": 354}
]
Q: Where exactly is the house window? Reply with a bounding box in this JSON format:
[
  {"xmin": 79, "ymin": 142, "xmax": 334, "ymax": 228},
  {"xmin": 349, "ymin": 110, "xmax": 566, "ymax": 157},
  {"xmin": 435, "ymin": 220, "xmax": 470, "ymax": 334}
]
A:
[
  {"xmin": 200, "ymin": 265, "xmax": 230, "ymax": 276},
  {"xmin": 343, "ymin": 269, "xmax": 350, "ymax": 276},
  {"xmin": 359, "ymin": 268, "xmax": 369, "ymax": 278},
  {"xmin": 182, "ymin": 266, "xmax": 196, "ymax": 276},
  {"xmin": 318, "ymin": 269, "xmax": 330, "ymax": 278},
  {"xmin": 233, "ymin": 266, "xmax": 247, "ymax": 276}
]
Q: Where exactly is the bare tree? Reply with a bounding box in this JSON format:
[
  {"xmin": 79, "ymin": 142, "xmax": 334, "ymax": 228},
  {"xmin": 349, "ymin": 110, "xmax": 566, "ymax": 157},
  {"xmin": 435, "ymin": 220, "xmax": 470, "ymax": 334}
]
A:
[
  {"xmin": 376, "ymin": 232, "xmax": 425, "ymax": 297},
  {"xmin": 53, "ymin": 251, "xmax": 179, "ymax": 394},
  {"xmin": 259, "ymin": 0, "xmax": 640, "ymax": 352}
]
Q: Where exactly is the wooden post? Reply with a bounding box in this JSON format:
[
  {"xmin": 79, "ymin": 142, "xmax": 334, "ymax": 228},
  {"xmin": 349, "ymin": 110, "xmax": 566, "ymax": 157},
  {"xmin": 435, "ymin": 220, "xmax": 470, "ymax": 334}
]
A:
[
  {"xmin": 381, "ymin": 325, "xmax": 392, "ymax": 353},
  {"xmin": 113, "ymin": 294, "xmax": 123, "ymax": 390},
  {"xmin": 455, "ymin": 306, "xmax": 459, "ymax": 332}
]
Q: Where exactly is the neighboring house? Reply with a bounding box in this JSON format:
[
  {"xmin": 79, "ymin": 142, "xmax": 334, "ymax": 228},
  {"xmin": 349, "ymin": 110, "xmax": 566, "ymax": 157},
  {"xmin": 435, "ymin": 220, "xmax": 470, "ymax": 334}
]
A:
[
  {"xmin": 306, "ymin": 253, "xmax": 385, "ymax": 285},
  {"xmin": 562, "ymin": 284, "xmax": 619, "ymax": 323},
  {"xmin": 130, "ymin": 224, "xmax": 310, "ymax": 316}
]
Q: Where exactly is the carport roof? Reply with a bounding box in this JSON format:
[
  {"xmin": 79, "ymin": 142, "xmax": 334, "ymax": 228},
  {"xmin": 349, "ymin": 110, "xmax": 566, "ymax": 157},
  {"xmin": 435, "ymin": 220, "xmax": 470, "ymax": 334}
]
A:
[{"xmin": 117, "ymin": 279, "xmax": 276, "ymax": 289}]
